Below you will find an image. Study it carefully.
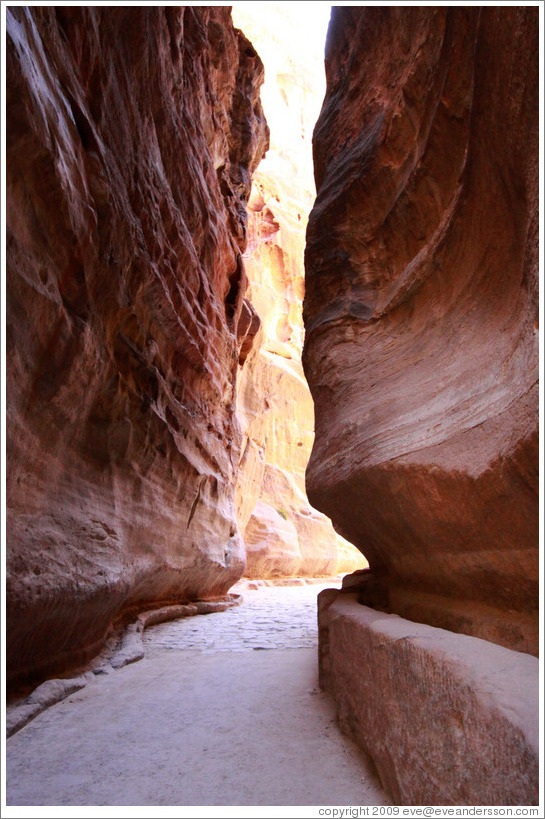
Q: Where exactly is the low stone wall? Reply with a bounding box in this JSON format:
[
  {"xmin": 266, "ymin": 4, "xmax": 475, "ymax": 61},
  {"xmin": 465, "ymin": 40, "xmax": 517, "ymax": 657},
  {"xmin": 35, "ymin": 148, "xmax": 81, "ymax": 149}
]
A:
[{"xmin": 318, "ymin": 590, "xmax": 538, "ymax": 806}]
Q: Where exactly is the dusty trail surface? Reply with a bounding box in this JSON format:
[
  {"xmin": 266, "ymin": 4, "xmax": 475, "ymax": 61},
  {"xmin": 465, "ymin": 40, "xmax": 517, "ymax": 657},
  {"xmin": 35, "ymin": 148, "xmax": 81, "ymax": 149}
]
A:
[{"xmin": 7, "ymin": 583, "xmax": 388, "ymax": 807}]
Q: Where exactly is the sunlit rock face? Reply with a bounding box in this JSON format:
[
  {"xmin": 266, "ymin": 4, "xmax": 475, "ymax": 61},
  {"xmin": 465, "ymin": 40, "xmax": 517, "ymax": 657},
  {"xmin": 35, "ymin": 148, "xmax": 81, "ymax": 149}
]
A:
[
  {"xmin": 232, "ymin": 4, "xmax": 365, "ymax": 579},
  {"xmin": 303, "ymin": 7, "xmax": 538, "ymax": 653},
  {"xmin": 6, "ymin": 5, "xmax": 268, "ymax": 689}
]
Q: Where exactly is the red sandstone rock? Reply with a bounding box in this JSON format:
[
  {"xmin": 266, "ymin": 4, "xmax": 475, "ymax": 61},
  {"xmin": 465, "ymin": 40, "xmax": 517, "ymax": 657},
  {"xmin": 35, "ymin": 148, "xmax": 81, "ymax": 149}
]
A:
[
  {"xmin": 6, "ymin": 6, "xmax": 268, "ymax": 690},
  {"xmin": 303, "ymin": 7, "xmax": 539, "ymax": 653}
]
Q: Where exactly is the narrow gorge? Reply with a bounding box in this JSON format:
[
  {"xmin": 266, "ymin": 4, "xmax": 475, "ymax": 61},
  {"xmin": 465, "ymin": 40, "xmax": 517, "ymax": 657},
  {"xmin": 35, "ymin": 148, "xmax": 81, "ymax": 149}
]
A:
[{"xmin": 4, "ymin": 3, "xmax": 539, "ymax": 810}]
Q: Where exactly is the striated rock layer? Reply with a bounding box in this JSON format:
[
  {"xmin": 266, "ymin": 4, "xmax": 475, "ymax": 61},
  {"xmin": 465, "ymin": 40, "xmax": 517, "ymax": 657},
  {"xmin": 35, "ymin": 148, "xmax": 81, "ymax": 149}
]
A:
[
  {"xmin": 303, "ymin": 7, "xmax": 539, "ymax": 653},
  {"xmin": 232, "ymin": 4, "xmax": 365, "ymax": 579},
  {"xmin": 6, "ymin": 6, "xmax": 268, "ymax": 690}
]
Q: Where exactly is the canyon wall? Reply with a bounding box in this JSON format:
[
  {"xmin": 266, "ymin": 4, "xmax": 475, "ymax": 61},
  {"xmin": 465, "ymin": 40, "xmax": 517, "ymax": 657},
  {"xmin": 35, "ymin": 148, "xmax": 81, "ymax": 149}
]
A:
[
  {"xmin": 232, "ymin": 4, "xmax": 364, "ymax": 579},
  {"xmin": 304, "ymin": 6, "xmax": 539, "ymax": 654},
  {"xmin": 235, "ymin": 178, "xmax": 364, "ymax": 579},
  {"xmin": 6, "ymin": 5, "xmax": 268, "ymax": 690}
]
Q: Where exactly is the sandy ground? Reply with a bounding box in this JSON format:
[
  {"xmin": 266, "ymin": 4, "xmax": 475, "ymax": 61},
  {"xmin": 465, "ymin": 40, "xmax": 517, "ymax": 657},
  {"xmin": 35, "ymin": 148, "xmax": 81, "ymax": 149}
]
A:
[{"xmin": 6, "ymin": 582, "xmax": 389, "ymax": 807}]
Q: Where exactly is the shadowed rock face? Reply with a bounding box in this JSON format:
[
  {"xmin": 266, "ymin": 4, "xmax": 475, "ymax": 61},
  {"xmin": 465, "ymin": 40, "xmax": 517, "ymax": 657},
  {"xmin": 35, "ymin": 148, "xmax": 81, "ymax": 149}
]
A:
[
  {"xmin": 6, "ymin": 5, "xmax": 268, "ymax": 690},
  {"xmin": 303, "ymin": 7, "xmax": 539, "ymax": 653}
]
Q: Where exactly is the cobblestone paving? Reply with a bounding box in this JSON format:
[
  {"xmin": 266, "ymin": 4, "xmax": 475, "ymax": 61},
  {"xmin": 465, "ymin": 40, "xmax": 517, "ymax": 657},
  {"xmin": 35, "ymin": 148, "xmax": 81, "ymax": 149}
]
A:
[{"xmin": 143, "ymin": 580, "xmax": 341, "ymax": 655}]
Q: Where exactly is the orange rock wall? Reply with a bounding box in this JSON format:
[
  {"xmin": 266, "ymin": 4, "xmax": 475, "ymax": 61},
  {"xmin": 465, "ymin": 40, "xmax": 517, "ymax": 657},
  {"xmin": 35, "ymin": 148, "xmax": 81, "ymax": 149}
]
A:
[
  {"xmin": 232, "ymin": 4, "xmax": 365, "ymax": 579},
  {"xmin": 303, "ymin": 7, "xmax": 539, "ymax": 653},
  {"xmin": 6, "ymin": 6, "xmax": 268, "ymax": 689}
]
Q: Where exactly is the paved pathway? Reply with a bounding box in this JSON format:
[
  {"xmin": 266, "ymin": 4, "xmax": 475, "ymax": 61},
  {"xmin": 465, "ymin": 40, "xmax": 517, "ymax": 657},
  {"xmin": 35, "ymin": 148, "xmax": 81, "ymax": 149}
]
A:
[
  {"xmin": 143, "ymin": 581, "xmax": 333, "ymax": 654},
  {"xmin": 6, "ymin": 582, "xmax": 389, "ymax": 808}
]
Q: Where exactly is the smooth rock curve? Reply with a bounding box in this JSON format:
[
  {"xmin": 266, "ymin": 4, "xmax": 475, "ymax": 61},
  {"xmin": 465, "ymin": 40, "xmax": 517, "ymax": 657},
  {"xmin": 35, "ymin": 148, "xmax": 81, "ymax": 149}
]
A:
[{"xmin": 303, "ymin": 6, "xmax": 539, "ymax": 653}]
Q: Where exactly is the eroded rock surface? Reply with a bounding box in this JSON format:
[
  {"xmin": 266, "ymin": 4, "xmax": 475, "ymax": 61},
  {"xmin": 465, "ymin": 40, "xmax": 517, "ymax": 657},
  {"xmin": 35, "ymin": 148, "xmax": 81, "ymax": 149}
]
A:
[
  {"xmin": 303, "ymin": 7, "xmax": 539, "ymax": 652},
  {"xmin": 6, "ymin": 5, "xmax": 268, "ymax": 690}
]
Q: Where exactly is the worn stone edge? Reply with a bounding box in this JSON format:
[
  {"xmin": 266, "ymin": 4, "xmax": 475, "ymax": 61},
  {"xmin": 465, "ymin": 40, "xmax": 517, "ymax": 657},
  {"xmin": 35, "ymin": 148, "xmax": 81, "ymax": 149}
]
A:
[
  {"xmin": 318, "ymin": 589, "xmax": 539, "ymax": 805},
  {"xmin": 6, "ymin": 593, "xmax": 242, "ymax": 738}
]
